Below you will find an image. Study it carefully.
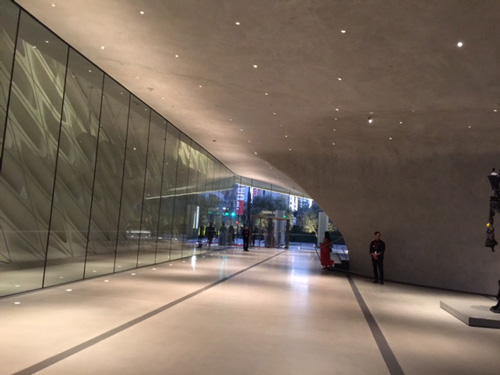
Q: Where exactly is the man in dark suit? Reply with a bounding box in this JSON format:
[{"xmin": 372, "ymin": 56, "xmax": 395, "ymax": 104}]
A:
[{"xmin": 370, "ymin": 231, "xmax": 385, "ymax": 284}]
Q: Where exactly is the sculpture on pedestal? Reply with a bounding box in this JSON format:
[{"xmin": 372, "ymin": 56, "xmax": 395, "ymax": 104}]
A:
[{"xmin": 486, "ymin": 169, "xmax": 500, "ymax": 313}]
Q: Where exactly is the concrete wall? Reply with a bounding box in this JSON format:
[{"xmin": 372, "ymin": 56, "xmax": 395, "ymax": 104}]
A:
[{"xmin": 274, "ymin": 114, "xmax": 500, "ymax": 295}]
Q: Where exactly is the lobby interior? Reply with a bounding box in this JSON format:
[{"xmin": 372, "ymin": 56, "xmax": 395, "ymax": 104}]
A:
[{"xmin": 2, "ymin": 0, "xmax": 500, "ymax": 374}]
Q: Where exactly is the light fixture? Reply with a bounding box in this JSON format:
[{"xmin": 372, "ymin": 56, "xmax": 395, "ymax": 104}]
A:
[
  {"xmin": 389, "ymin": 137, "xmax": 393, "ymax": 140},
  {"xmin": 338, "ymin": 77, "xmax": 342, "ymax": 81},
  {"xmin": 253, "ymin": 64, "xmax": 258, "ymax": 68},
  {"xmin": 14, "ymin": 301, "xmax": 21, "ymax": 305},
  {"xmin": 265, "ymin": 92, "xmax": 269, "ymax": 95},
  {"xmin": 101, "ymin": 46, "xmax": 105, "ymax": 50},
  {"xmin": 368, "ymin": 116, "xmax": 373, "ymax": 124},
  {"xmin": 335, "ymin": 108, "xmax": 339, "ymax": 111},
  {"xmin": 199, "ymin": 85, "xmax": 203, "ymax": 88},
  {"xmin": 235, "ymin": 21, "xmax": 240, "ymax": 25},
  {"xmin": 457, "ymin": 41, "xmax": 463, "ymax": 47},
  {"xmin": 175, "ymin": 54, "xmax": 179, "ymax": 58},
  {"xmin": 140, "ymin": 10, "xmax": 145, "ymax": 15},
  {"xmin": 341, "ymin": 30, "xmax": 346, "ymax": 33}
]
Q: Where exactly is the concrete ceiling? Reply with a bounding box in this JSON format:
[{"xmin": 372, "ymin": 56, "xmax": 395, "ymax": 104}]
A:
[
  {"xmin": 17, "ymin": 0, "xmax": 500, "ymax": 194},
  {"xmin": 14, "ymin": 0, "xmax": 500, "ymax": 292}
]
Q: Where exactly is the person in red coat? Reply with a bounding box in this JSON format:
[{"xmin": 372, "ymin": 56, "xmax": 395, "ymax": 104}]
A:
[{"xmin": 320, "ymin": 232, "xmax": 334, "ymax": 268}]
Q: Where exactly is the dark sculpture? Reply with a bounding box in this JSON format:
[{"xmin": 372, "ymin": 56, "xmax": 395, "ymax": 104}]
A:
[
  {"xmin": 486, "ymin": 169, "xmax": 500, "ymax": 313},
  {"xmin": 490, "ymin": 279, "xmax": 500, "ymax": 313}
]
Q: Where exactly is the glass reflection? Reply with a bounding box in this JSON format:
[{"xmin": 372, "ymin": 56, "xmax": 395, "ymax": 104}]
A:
[
  {"xmin": 85, "ymin": 77, "xmax": 130, "ymax": 278},
  {"xmin": 115, "ymin": 98, "xmax": 150, "ymax": 271},
  {"xmin": 45, "ymin": 50, "xmax": 103, "ymax": 287},
  {"xmin": 0, "ymin": 11, "xmax": 68, "ymax": 294}
]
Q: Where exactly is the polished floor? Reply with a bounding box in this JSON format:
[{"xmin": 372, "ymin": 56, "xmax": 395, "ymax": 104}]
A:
[{"xmin": 2, "ymin": 248, "xmax": 499, "ymax": 375}]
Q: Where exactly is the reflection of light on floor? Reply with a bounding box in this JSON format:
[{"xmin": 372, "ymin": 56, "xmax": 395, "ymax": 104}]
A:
[
  {"xmin": 219, "ymin": 255, "xmax": 228, "ymax": 279},
  {"xmin": 288, "ymin": 269, "xmax": 309, "ymax": 293},
  {"xmin": 191, "ymin": 255, "xmax": 197, "ymax": 270}
]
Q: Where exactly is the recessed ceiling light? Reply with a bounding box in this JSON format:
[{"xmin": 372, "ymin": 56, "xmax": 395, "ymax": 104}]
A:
[
  {"xmin": 468, "ymin": 125, "xmax": 472, "ymax": 129},
  {"xmin": 45, "ymin": 40, "xmax": 49, "ymax": 44},
  {"xmin": 14, "ymin": 301, "xmax": 21, "ymax": 305},
  {"xmin": 51, "ymin": 4, "xmax": 55, "ymax": 7},
  {"xmin": 341, "ymin": 30, "xmax": 346, "ymax": 33},
  {"xmin": 254, "ymin": 152, "xmax": 258, "ymax": 155},
  {"xmin": 285, "ymin": 135, "xmax": 288, "ymax": 138},
  {"xmin": 457, "ymin": 41, "xmax": 463, "ymax": 47},
  {"xmin": 335, "ymin": 108, "xmax": 339, "ymax": 111},
  {"xmin": 332, "ymin": 143, "xmax": 336, "ymax": 146},
  {"xmin": 235, "ymin": 21, "xmax": 240, "ymax": 25},
  {"xmin": 389, "ymin": 137, "xmax": 393, "ymax": 140},
  {"xmin": 140, "ymin": 11, "xmax": 145, "ymax": 15},
  {"xmin": 175, "ymin": 54, "xmax": 179, "ymax": 58},
  {"xmin": 273, "ymin": 112, "xmax": 277, "ymax": 115},
  {"xmin": 338, "ymin": 77, "xmax": 342, "ymax": 81},
  {"xmin": 253, "ymin": 64, "xmax": 258, "ymax": 68},
  {"xmin": 162, "ymin": 97, "xmax": 165, "ymax": 100},
  {"xmin": 333, "ymin": 128, "xmax": 336, "ymax": 131},
  {"xmin": 494, "ymin": 109, "xmax": 498, "ymax": 112},
  {"xmin": 240, "ymin": 128, "xmax": 243, "ymax": 131},
  {"xmin": 65, "ymin": 289, "xmax": 72, "ymax": 292},
  {"xmin": 248, "ymin": 140, "xmax": 251, "ymax": 143},
  {"xmin": 265, "ymin": 92, "xmax": 269, "ymax": 95},
  {"xmin": 289, "ymin": 148, "xmax": 292, "ymax": 151},
  {"xmin": 136, "ymin": 76, "xmax": 140, "ymax": 79},
  {"xmin": 399, "ymin": 121, "xmax": 403, "ymax": 124},
  {"xmin": 368, "ymin": 116, "xmax": 373, "ymax": 124},
  {"xmin": 199, "ymin": 85, "xmax": 202, "ymax": 88}
]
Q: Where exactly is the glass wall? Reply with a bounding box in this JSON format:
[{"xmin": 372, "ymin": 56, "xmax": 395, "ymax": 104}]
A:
[
  {"xmin": 0, "ymin": 4, "xmax": 238, "ymax": 297},
  {"xmin": 0, "ymin": 1, "xmax": 329, "ymax": 298}
]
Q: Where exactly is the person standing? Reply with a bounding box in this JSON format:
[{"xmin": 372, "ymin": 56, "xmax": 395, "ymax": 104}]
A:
[
  {"xmin": 242, "ymin": 225, "xmax": 250, "ymax": 251},
  {"xmin": 370, "ymin": 231, "xmax": 385, "ymax": 284},
  {"xmin": 228, "ymin": 224, "xmax": 235, "ymax": 245},
  {"xmin": 320, "ymin": 232, "xmax": 334, "ymax": 268},
  {"xmin": 207, "ymin": 223, "xmax": 216, "ymax": 248}
]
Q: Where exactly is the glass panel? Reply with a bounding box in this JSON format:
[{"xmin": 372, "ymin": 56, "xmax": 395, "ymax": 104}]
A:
[
  {"xmin": 0, "ymin": 1, "xmax": 19, "ymax": 164},
  {"xmin": 44, "ymin": 50, "xmax": 103, "ymax": 286},
  {"xmin": 156, "ymin": 123, "xmax": 179, "ymax": 263},
  {"xmin": 115, "ymin": 97, "xmax": 150, "ymax": 271},
  {"xmin": 171, "ymin": 134, "xmax": 191, "ymax": 259},
  {"xmin": 0, "ymin": 11, "xmax": 68, "ymax": 295},
  {"xmin": 194, "ymin": 148, "xmax": 209, "ymax": 254},
  {"xmin": 183, "ymin": 143, "xmax": 201, "ymax": 255},
  {"xmin": 138, "ymin": 111, "xmax": 167, "ymax": 267},
  {"xmin": 85, "ymin": 77, "xmax": 130, "ymax": 278}
]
